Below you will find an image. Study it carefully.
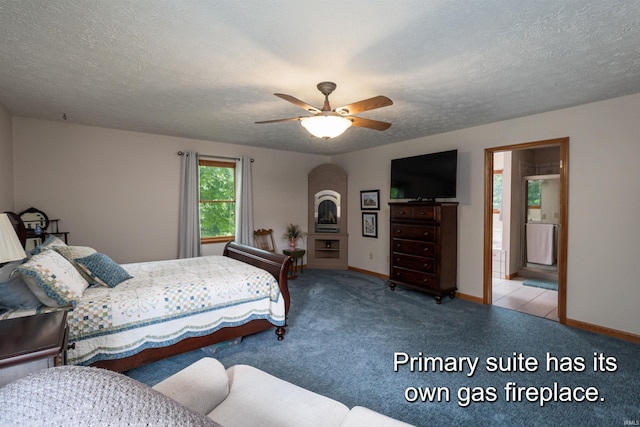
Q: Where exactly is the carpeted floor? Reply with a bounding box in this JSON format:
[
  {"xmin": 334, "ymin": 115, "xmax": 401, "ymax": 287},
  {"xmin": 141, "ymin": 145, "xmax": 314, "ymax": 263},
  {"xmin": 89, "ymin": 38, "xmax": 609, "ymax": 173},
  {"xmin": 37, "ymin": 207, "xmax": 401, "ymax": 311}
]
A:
[
  {"xmin": 126, "ymin": 269, "xmax": 639, "ymax": 426},
  {"xmin": 523, "ymin": 278, "xmax": 558, "ymax": 291}
]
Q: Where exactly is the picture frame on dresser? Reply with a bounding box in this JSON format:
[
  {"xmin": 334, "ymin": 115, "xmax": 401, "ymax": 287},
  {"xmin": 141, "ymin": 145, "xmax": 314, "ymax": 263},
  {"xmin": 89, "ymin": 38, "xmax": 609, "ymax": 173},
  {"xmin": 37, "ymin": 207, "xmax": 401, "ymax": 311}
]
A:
[
  {"xmin": 362, "ymin": 212, "xmax": 378, "ymax": 238},
  {"xmin": 360, "ymin": 190, "xmax": 380, "ymax": 210}
]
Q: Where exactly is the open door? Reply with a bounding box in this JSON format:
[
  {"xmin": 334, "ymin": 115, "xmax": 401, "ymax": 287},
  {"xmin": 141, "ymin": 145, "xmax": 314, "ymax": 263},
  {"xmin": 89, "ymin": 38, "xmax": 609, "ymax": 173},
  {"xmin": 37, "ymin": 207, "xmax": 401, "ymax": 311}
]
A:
[{"xmin": 483, "ymin": 137, "xmax": 569, "ymax": 324}]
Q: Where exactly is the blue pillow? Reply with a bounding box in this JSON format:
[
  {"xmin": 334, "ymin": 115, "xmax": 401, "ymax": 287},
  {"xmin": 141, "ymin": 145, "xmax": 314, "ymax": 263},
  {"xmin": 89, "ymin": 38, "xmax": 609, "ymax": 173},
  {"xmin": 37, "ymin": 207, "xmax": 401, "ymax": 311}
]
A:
[
  {"xmin": 30, "ymin": 235, "xmax": 66, "ymax": 256},
  {"xmin": 0, "ymin": 261, "xmax": 41, "ymax": 309},
  {"xmin": 74, "ymin": 253, "xmax": 132, "ymax": 288}
]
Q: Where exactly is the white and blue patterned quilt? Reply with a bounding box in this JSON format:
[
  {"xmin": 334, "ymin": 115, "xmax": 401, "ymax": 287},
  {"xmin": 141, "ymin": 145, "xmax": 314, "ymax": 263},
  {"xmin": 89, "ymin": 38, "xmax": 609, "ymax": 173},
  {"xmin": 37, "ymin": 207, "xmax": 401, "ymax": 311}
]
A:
[{"xmin": 2, "ymin": 256, "xmax": 284, "ymax": 366}]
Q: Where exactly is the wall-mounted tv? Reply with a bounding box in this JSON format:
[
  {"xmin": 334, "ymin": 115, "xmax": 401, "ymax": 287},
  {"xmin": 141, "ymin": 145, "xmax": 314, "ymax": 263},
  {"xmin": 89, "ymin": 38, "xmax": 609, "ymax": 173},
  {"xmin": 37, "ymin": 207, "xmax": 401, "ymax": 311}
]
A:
[{"xmin": 390, "ymin": 149, "xmax": 457, "ymax": 200}]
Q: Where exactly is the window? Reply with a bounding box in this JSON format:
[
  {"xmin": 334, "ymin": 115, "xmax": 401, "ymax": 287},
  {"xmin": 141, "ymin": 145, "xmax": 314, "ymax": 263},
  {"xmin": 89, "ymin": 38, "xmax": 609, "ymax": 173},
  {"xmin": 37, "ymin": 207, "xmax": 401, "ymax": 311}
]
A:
[
  {"xmin": 199, "ymin": 159, "xmax": 236, "ymax": 244},
  {"xmin": 493, "ymin": 170, "xmax": 503, "ymax": 213},
  {"xmin": 527, "ymin": 180, "xmax": 542, "ymax": 209}
]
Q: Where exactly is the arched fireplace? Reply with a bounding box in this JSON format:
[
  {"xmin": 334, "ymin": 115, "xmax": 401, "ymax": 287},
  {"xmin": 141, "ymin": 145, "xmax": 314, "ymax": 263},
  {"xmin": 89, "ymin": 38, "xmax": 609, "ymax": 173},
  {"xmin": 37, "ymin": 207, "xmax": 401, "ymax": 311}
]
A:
[
  {"xmin": 314, "ymin": 190, "xmax": 340, "ymax": 232},
  {"xmin": 307, "ymin": 164, "xmax": 348, "ymax": 269}
]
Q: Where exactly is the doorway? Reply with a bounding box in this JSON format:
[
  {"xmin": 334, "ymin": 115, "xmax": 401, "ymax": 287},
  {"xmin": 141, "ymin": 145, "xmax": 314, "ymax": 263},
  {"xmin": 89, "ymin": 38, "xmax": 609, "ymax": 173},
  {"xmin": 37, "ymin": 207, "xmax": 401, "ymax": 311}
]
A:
[{"xmin": 483, "ymin": 137, "xmax": 568, "ymax": 324}]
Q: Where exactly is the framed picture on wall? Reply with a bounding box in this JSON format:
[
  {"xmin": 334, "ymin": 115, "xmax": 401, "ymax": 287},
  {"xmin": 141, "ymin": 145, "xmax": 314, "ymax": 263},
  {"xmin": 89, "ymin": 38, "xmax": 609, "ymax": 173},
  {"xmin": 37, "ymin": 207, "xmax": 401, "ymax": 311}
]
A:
[
  {"xmin": 360, "ymin": 190, "xmax": 380, "ymax": 210},
  {"xmin": 362, "ymin": 212, "xmax": 378, "ymax": 238}
]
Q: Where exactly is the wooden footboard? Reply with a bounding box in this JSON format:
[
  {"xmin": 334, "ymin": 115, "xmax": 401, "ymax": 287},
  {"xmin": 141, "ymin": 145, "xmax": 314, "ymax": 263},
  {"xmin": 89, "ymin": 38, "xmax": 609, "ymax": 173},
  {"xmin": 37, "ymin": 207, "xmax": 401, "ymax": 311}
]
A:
[
  {"xmin": 223, "ymin": 242, "xmax": 292, "ymax": 315},
  {"xmin": 92, "ymin": 242, "xmax": 293, "ymax": 372}
]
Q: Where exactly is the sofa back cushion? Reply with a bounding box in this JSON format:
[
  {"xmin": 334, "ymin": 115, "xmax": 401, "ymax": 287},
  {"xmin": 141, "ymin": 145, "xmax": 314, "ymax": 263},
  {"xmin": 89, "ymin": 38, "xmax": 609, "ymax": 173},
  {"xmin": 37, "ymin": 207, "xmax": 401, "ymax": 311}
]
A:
[
  {"xmin": 153, "ymin": 357, "xmax": 230, "ymax": 415},
  {"xmin": 210, "ymin": 364, "xmax": 350, "ymax": 427}
]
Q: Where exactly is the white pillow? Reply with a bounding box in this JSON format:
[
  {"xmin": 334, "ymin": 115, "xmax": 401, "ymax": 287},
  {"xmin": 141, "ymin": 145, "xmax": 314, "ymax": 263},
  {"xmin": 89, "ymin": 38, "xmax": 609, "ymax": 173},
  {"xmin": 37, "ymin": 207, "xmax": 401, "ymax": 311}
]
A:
[
  {"xmin": 17, "ymin": 250, "xmax": 89, "ymax": 307},
  {"xmin": 53, "ymin": 245, "xmax": 98, "ymax": 283}
]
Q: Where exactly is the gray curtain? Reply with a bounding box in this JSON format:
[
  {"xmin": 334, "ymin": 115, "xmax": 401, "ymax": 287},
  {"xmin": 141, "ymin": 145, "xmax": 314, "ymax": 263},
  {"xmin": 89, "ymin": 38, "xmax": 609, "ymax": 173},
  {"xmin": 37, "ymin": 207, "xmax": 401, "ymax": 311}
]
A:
[
  {"xmin": 178, "ymin": 152, "xmax": 201, "ymax": 258},
  {"xmin": 235, "ymin": 156, "xmax": 254, "ymax": 245}
]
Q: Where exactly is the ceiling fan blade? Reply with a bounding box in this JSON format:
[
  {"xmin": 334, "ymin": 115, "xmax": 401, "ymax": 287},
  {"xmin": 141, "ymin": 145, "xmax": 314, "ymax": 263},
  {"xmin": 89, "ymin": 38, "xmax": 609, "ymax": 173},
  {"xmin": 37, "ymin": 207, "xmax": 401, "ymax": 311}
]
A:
[
  {"xmin": 335, "ymin": 96, "xmax": 393, "ymax": 115},
  {"xmin": 348, "ymin": 116, "xmax": 392, "ymax": 131},
  {"xmin": 255, "ymin": 117, "xmax": 303, "ymax": 124},
  {"xmin": 274, "ymin": 93, "xmax": 322, "ymax": 113}
]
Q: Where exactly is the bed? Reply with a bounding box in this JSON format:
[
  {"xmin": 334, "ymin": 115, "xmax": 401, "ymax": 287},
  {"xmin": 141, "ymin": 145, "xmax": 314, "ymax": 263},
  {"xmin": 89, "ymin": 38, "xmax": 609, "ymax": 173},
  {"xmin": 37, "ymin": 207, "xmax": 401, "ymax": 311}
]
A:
[{"xmin": 0, "ymin": 215, "xmax": 292, "ymax": 372}]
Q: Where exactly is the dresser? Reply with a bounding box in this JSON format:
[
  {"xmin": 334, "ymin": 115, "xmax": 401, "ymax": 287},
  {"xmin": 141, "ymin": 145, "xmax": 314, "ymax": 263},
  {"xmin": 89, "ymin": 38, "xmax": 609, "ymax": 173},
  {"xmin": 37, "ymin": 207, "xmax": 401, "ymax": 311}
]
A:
[{"xmin": 388, "ymin": 202, "xmax": 458, "ymax": 303}]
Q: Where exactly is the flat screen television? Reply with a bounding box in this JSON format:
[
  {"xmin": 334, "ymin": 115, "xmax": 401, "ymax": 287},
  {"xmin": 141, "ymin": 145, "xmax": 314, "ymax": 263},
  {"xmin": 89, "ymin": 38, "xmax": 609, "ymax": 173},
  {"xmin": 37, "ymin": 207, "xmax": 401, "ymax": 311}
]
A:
[{"xmin": 390, "ymin": 149, "xmax": 457, "ymax": 200}]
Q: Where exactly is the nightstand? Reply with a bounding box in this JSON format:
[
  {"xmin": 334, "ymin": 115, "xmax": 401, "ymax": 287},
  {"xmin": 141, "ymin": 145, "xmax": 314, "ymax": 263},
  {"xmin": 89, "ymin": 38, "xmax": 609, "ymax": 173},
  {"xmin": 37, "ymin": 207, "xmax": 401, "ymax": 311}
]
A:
[
  {"xmin": 282, "ymin": 249, "xmax": 306, "ymax": 279},
  {"xmin": 0, "ymin": 311, "xmax": 69, "ymax": 387}
]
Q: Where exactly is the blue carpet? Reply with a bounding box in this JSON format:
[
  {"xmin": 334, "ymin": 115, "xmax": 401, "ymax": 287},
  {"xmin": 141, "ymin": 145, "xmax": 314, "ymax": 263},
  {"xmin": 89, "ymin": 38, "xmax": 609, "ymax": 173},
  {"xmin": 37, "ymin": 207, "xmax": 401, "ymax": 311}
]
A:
[
  {"xmin": 523, "ymin": 278, "xmax": 558, "ymax": 291},
  {"xmin": 126, "ymin": 269, "xmax": 639, "ymax": 426}
]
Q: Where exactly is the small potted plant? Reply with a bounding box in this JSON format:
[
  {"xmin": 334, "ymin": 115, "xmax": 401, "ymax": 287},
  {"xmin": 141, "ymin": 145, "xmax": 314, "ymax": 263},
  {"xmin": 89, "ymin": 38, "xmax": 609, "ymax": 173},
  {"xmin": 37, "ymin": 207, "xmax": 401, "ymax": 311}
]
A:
[{"xmin": 283, "ymin": 223, "xmax": 307, "ymax": 250}]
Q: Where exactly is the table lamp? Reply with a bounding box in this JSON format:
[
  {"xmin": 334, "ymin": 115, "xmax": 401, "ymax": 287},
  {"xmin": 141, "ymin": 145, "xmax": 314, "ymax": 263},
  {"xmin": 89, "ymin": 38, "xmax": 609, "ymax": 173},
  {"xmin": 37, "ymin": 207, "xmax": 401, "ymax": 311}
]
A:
[{"xmin": 0, "ymin": 213, "xmax": 27, "ymax": 267}]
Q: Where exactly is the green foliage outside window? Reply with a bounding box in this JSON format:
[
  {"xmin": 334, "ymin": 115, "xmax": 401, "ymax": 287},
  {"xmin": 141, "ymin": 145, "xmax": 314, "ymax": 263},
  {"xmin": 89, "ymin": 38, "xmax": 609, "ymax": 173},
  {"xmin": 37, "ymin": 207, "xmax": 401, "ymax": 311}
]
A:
[
  {"xmin": 527, "ymin": 180, "xmax": 542, "ymax": 207},
  {"xmin": 199, "ymin": 163, "xmax": 235, "ymax": 239},
  {"xmin": 493, "ymin": 173, "xmax": 502, "ymax": 211}
]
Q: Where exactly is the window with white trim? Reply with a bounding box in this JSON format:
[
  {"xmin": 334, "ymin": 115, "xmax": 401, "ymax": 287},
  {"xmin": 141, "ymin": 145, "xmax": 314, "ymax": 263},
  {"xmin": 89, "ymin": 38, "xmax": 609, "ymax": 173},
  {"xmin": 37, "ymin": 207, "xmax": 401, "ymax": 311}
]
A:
[{"xmin": 199, "ymin": 159, "xmax": 236, "ymax": 243}]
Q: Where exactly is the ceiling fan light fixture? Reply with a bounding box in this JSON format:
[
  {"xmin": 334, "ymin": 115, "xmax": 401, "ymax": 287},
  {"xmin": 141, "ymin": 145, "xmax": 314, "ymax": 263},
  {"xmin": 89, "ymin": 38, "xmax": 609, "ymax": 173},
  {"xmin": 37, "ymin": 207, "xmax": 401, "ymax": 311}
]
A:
[
  {"xmin": 256, "ymin": 82, "xmax": 392, "ymax": 136},
  {"xmin": 301, "ymin": 114, "xmax": 352, "ymax": 139}
]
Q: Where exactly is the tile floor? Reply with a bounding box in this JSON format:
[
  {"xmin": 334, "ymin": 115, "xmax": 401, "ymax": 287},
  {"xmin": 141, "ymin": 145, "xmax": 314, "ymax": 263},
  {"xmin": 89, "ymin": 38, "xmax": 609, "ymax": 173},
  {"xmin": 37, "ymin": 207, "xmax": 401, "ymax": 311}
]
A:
[{"xmin": 492, "ymin": 277, "xmax": 558, "ymax": 321}]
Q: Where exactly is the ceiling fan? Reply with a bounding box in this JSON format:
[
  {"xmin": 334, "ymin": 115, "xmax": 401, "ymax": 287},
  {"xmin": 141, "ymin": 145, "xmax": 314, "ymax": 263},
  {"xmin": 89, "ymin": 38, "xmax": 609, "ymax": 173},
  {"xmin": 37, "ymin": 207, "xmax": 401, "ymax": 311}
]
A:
[{"xmin": 255, "ymin": 82, "xmax": 393, "ymax": 139}]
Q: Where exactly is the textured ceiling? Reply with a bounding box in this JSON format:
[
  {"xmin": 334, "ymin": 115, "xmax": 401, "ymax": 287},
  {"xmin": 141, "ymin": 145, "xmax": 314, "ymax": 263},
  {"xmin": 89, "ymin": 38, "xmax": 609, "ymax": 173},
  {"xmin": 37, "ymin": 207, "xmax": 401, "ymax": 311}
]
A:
[{"xmin": 1, "ymin": 1, "xmax": 639, "ymax": 155}]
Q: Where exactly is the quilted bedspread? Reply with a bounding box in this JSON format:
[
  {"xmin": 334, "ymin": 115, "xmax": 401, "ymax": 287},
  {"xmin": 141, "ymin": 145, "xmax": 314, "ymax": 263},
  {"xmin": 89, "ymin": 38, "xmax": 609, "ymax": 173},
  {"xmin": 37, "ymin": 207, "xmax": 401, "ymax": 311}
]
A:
[{"xmin": 3, "ymin": 256, "xmax": 284, "ymax": 366}]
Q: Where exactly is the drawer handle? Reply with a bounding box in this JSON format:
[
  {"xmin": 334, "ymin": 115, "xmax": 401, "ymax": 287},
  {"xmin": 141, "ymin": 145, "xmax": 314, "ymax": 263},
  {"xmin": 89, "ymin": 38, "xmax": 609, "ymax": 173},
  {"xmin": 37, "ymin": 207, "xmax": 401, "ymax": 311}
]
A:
[
  {"xmin": 396, "ymin": 243, "xmax": 401, "ymax": 248},
  {"xmin": 423, "ymin": 247, "xmax": 429, "ymax": 252},
  {"xmin": 423, "ymin": 232, "xmax": 429, "ymax": 236},
  {"xmin": 423, "ymin": 279, "xmax": 429, "ymax": 283},
  {"xmin": 395, "ymin": 229, "xmax": 402, "ymax": 233},
  {"xmin": 423, "ymin": 263, "xmax": 429, "ymax": 267},
  {"xmin": 419, "ymin": 211, "xmax": 426, "ymax": 216}
]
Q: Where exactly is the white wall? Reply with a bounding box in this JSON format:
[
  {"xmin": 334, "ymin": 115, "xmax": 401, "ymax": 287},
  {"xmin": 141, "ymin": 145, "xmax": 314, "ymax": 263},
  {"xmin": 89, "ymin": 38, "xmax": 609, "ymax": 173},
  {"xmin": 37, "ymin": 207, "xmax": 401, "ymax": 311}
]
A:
[
  {"xmin": 334, "ymin": 93, "xmax": 640, "ymax": 336},
  {"xmin": 12, "ymin": 118, "xmax": 327, "ymax": 262},
  {"xmin": 0, "ymin": 104, "xmax": 13, "ymax": 211},
  {"xmin": 9, "ymin": 93, "xmax": 640, "ymax": 336}
]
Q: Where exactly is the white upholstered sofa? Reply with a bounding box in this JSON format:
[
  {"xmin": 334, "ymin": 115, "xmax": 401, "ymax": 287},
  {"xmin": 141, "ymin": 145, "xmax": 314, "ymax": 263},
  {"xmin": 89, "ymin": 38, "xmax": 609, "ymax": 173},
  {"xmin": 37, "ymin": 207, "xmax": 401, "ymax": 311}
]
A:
[
  {"xmin": 0, "ymin": 357, "xmax": 414, "ymax": 426},
  {"xmin": 153, "ymin": 357, "xmax": 415, "ymax": 427}
]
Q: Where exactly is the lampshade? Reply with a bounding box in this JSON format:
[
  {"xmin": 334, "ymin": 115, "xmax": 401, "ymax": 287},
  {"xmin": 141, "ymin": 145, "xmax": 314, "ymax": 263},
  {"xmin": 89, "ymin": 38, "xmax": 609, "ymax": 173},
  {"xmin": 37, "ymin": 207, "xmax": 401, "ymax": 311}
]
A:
[
  {"xmin": 301, "ymin": 114, "xmax": 352, "ymax": 139},
  {"xmin": 0, "ymin": 213, "xmax": 26, "ymax": 264}
]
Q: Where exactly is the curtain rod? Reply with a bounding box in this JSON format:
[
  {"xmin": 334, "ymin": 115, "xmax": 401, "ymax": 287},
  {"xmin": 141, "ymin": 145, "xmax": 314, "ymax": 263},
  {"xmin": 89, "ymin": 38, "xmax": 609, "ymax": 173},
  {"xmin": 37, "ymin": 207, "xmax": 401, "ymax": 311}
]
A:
[{"xmin": 177, "ymin": 151, "xmax": 254, "ymax": 162}]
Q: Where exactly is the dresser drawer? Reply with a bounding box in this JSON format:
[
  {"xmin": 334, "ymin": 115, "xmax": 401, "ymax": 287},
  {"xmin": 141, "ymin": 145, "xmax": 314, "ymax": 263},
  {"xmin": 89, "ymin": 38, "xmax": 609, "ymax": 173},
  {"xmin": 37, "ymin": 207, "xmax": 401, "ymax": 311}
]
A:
[
  {"xmin": 391, "ymin": 267, "xmax": 437, "ymax": 290},
  {"xmin": 392, "ymin": 239, "xmax": 435, "ymax": 257},
  {"xmin": 390, "ymin": 205, "xmax": 412, "ymax": 219},
  {"xmin": 391, "ymin": 225, "xmax": 436, "ymax": 242},
  {"xmin": 412, "ymin": 206, "xmax": 436, "ymax": 220},
  {"xmin": 392, "ymin": 253, "xmax": 435, "ymax": 273},
  {"xmin": 390, "ymin": 205, "xmax": 437, "ymax": 220}
]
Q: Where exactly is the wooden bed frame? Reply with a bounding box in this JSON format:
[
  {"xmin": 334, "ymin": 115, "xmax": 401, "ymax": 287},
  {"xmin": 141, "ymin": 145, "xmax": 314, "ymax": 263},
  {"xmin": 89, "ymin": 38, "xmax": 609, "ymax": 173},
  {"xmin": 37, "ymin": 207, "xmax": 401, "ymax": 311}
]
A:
[
  {"xmin": 4, "ymin": 212, "xmax": 294, "ymax": 373},
  {"xmin": 91, "ymin": 242, "xmax": 293, "ymax": 372}
]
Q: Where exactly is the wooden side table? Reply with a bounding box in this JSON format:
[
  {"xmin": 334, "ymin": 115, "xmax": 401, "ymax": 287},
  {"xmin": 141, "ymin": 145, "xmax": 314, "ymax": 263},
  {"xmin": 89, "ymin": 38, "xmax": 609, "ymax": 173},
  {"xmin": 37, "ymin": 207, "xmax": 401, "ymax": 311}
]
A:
[
  {"xmin": 282, "ymin": 249, "xmax": 306, "ymax": 279},
  {"xmin": 0, "ymin": 311, "xmax": 69, "ymax": 387}
]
